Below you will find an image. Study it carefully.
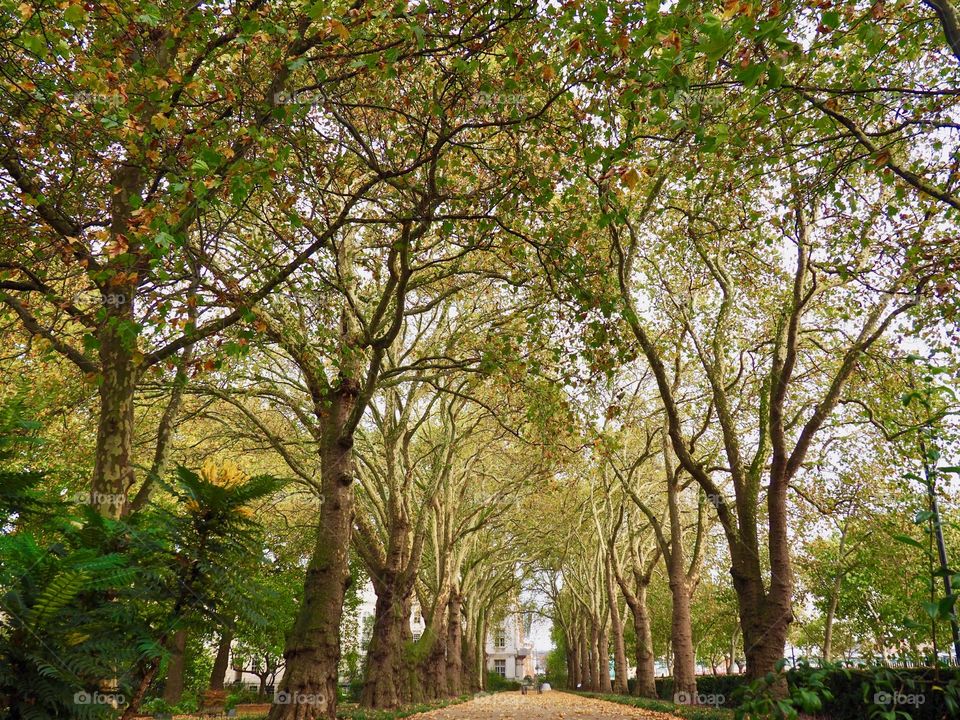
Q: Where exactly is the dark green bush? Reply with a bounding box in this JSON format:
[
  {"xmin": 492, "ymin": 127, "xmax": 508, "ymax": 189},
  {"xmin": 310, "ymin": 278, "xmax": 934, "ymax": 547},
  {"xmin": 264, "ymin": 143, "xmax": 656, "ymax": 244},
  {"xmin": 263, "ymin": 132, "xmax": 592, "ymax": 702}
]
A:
[
  {"xmin": 575, "ymin": 691, "xmax": 732, "ymax": 719},
  {"xmin": 655, "ymin": 675, "xmax": 745, "ymax": 707},
  {"xmin": 485, "ymin": 671, "xmax": 522, "ymax": 691}
]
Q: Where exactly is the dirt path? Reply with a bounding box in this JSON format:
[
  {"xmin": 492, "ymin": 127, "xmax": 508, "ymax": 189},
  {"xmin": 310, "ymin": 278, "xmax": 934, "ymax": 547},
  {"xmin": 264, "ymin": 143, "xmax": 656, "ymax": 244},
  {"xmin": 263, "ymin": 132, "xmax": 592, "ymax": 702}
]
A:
[{"xmin": 407, "ymin": 691, "xmax": 675, "ymax": 720}]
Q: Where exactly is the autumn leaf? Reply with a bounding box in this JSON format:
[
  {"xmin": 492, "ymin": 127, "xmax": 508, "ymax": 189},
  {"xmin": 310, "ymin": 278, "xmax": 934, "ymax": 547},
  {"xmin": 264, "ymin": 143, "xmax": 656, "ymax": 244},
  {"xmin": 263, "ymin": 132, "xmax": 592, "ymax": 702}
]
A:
[
  {"xmin": 620, "ymin": 167, "xmax": 641, "ymax": 189},
  {"xmin": 150, "ymin": 113, "xmax": 171, "ymax": 131},
  {"xmin": 329, "ymin": 19, "xmax": 350, "ymax": 41}
]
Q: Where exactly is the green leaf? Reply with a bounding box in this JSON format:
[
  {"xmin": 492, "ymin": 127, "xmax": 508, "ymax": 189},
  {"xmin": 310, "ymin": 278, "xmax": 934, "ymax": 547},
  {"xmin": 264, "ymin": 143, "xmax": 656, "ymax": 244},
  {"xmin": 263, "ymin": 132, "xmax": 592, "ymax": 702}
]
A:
[
  {"xmin": 63, "ymin": 4, "xmax": 87, "ymax": 24},
  {"xmin": 890, "ymin": 534, "xmax": 925, "ymax": 550},
  {"xmin": 736, "ymin": 63, "xmax": 765, "ymax": 87},
  {"xmin": 821, "ymin": 11, "xmax": 840, "ymax": 30}
]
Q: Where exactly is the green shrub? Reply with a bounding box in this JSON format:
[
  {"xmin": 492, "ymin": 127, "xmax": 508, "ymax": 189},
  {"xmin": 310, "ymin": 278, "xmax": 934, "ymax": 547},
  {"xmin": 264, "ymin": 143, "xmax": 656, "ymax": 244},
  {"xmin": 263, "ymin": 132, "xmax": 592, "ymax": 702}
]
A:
[
  {"xmin": 226, "ymin": 684, "xmax": 265, "ymax": 709},
  {"xmin": 336, "ymin": 693, "xmax": 473, "ymax": 720},
  {"xmin": 486, "ymin": 671, "xmax": 522, "ymax": 691},
  {"xmin": 575, "ymin": 691, "xmax": 732, "ymax": 719},
  {"xmin": 0, "ymin": 397, "xmax": 289, "ymax": 720},
  {"xmin": 655, "ymin": 675, "xmax": 746, "ymax": 707}
]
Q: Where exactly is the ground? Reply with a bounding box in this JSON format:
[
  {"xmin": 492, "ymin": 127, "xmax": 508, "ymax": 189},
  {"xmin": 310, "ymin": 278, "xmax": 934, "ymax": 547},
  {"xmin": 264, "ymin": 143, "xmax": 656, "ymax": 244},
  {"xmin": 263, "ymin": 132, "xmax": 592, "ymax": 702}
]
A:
[{"xmin": 408, "ymin": 691, "xmax": 673, "ymax": 720}]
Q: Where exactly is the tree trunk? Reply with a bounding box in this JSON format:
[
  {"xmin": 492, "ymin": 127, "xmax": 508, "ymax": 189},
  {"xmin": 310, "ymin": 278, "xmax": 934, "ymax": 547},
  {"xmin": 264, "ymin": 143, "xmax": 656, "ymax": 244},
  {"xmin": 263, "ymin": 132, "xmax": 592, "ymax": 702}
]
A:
[
  {"xmin": 822, "ymin": 529, "xmax": 846, "ymax": 662},
  {"xmin": 668, "ymin": 573, "xmax": 697, "ymax": 704},
  {"xmin": 631, "ymin": 587, "xmax": 657, "ymax": 698},
  {"xmin": 569, "ymin": 634, "xmax": 581, "ymax": 690},
  {"xmin": 564, "ymin": 645, "xmax": 575, "ymax": 689},
  {"xmin": 605, "ymin": 557, "xmax": 629, "ymax": 694},
  {"xmin": 424, "ymin": 615, "xmax": 449, "ymax": 699},
  {"xmin": 477, "ymin": 611, "xmax": 488, "ymax": 692},
  {"xmin": 461, "ymin": 601, "xmax": 478, "ymax": 693},
  {"xmin": 590, "ymin": 623, "xmax": 602, "ymax": 692},
  {"xmin": 162, "ymin": 628, "xmax": 188, "ymax": 705},
  {"xmin": 92, "ymin": 329, "xmax": 137, "ymax": 519},
  {"xmin": 360, "ymin": 582, "xmax": 405, "ymax": 708},
  {"xmin": 726, "ymin": 625, "xmax": 739, "ymax": 675},
  {"xmin": 598, "ymin": 624, "xmax": 612, "ymax": 693},
  {"xmin": 400, "ymin": 594, "xmax": 422, "ymax": 704},
  {"xmin": 730, "ymin": 548, "xmax": 792, "ymax": 693},
  {"xmin": 446, "ymin": 591, "xmax": 463, "ymax": 696},
  {"xmin": 823, "ymin": 579, "xmax": 841, "ymax": 662},
  {"xmin": 269, "ymin": 383, "xmax": 359, "ymax": 720},
  {"xmin": 210, "ymin": 629, "xmax": 233, "ymax": 691},
  {"xmin": 128, "ymin": 345, "xmax": 194, "ymax": 513},
  {"xmin": 579, "ymin": 626, "xmax": 592, "ymax": 691}
]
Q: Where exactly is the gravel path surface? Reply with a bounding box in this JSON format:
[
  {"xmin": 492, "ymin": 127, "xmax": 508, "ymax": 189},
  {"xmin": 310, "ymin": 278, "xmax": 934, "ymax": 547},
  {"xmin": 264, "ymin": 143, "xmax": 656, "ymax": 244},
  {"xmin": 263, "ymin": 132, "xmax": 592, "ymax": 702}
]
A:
[{"xmin": 406, "ymin": 691, "xmax": 675, "ymax": 720}]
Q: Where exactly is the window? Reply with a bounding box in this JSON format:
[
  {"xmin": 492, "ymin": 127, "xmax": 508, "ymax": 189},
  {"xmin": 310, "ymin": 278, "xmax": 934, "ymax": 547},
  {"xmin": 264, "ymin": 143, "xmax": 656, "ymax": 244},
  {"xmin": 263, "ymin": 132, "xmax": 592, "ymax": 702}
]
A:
[
  {"xmin": 494, "ymin": 659, "xmax": 506, "ymax": 677},
  {"xmin": 494, "ymin": 630, "xmax": 506, "ymax": 649},
  {"xmin": 413, "ymin": 608, "xmax": 422, "ymax": 625},
  {"xmin": 413, "ymin": 631, "xmax": 422, "ymax": 642}
]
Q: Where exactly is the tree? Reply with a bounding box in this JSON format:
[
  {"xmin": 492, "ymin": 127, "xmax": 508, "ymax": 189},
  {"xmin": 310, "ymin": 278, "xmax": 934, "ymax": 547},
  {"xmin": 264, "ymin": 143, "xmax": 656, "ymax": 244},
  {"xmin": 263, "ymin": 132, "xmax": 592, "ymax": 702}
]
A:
[{"xmin": 0, "ymin": 0, "xmax": 388, "ymax": 517}]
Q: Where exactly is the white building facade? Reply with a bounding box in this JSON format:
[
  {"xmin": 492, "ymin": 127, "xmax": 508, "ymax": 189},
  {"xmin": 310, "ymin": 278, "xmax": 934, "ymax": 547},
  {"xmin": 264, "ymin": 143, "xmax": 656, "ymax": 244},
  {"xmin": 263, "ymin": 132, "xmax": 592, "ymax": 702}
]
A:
[{"xmin": 485, "ymin": 612, "xmax": 536, "ymax": 681}]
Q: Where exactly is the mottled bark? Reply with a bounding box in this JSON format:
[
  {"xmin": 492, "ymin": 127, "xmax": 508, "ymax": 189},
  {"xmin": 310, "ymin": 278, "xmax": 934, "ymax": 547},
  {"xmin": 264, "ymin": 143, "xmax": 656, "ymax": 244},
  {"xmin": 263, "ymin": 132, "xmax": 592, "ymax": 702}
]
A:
[
  {"xmin": 605, "ymin": 556, "xmax": 629, "ymax": 694},
  {"xmin": 666, "ymin": 462, "xmax": 697, "ymax": 701},
  {"xmin": 579, "ymin": 626, "xmax": 592, "ymax": 690},
  {"xmin": 598, "ymin": 623, "xmax": 612, "ymax": 693},
  {"xmin": 92, "ymin": 327, "xmax": 137, "ymax": 519},
  {"xmin": 269, "ymin": 383, "xmax": 358, "ymax": 720},
  {"xmin": 446, "ymin": 591, "xmax": 463, "ymax": 696},
  {"xmin": 630, "ymin": 588, "xmax": 657, "ymax": 698},
  {"xmin": 360, "ymin": 583, "xmax": 405, "ymax": 708},
  {"xmin": 569, "ymin": 634, "xmax": 581, "ymax": 690}
]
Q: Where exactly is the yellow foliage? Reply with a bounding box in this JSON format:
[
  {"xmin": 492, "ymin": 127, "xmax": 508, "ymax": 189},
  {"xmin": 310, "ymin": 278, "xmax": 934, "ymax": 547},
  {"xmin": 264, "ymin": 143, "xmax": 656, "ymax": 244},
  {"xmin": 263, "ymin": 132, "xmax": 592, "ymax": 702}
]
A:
[{"xmin": 200, "ymin": 458, "xmax": 248, "ymax": 490}]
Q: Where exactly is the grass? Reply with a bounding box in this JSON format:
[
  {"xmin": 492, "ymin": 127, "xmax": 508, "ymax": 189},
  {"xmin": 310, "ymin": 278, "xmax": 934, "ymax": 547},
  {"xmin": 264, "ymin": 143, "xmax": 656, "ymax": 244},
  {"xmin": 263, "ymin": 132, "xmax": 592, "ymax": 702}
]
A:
[
  {"xmin": 159, "ymin": 693, "xmax": 478, "ymax": 720},
  {"xmin": 337, "ymin": 693, "xmax": 478, "ymax": 720},
  {"xmin": 573, "ymin": 690, "xmax": 734, "ymax": 720}
]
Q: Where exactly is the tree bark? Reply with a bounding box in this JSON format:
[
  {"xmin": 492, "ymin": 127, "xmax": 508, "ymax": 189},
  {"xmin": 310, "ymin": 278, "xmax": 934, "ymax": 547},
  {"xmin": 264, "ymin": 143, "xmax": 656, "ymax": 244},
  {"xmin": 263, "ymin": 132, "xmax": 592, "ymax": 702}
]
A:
[
  {"xmin": 210, "ymin": 629, "xmax": 233, "ymax": 691},
  {"xmin": 579, "ymin": 625, "xmax": 591, "ymax": 691},
  {"xmin": 665, "ymin": 467, "xmax": 697, "ymax": 702},
  {"xmin": 360, "ymin": 580, "xmax": 405, "ymax": 708},
  {"xmin": 568, "ymin": 634, "xmax": 580, "ymax": 690},
  {"xmin": 478, "ymin": 611, "xmax": 488, "ymax": 692},
  {"xmin": 92, "ymin": 327, "xmax": 137, "ymax": 519},
  {"xmin": 598, "ymin": 623, "xmax": 612, "ymax": 693},
  {"xmin": 424, "ymin": 613, "xmax": 449, "ymax": 699},
  {"xmin": 605, "ymin": 556, "xmax": 629, "ymax": 694},
  {"xmin": 630, "ymin": 588, "xmax": 657, "ymax": 698},
  {"xmin": 590, "ymin": 623, "xmax": 602, "ymax": 692},
  {"xmin": 269, "ymin": 382, "xmax": 359, "ymax": 720},
  {"xmin": 446, "ymin": 590, "xmax": 463, "ymax": 696},
  {"xmin": 162, "ymin": 628, "xmax": 188, "ymax": 705}
]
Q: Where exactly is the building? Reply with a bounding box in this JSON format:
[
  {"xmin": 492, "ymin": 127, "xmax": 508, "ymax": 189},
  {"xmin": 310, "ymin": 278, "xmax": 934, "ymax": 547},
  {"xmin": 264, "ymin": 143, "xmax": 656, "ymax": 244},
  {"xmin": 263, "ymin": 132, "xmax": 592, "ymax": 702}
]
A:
[{"xmin": 485, "ymin": 611, "xmax": 536, "ymax": 681}]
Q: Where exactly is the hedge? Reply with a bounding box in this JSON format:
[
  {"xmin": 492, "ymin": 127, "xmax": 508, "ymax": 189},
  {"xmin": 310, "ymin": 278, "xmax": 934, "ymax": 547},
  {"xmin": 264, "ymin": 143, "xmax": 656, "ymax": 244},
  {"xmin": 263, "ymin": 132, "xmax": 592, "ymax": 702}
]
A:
[
  {"xmin": 622, "ymin": 666, "xmax": 960, "ymax": 719},
  {"xmin": 574, "ymin": 691, "xmax": 731, "ymax": 720}
]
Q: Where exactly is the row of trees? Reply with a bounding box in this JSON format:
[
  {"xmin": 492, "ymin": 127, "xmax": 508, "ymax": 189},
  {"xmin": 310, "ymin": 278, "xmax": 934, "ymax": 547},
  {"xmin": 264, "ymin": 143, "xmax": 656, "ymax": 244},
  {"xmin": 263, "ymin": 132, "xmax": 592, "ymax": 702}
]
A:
[{"xmin": 2, "ymin": 0, "xmax": 960, "ymax": 718}]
